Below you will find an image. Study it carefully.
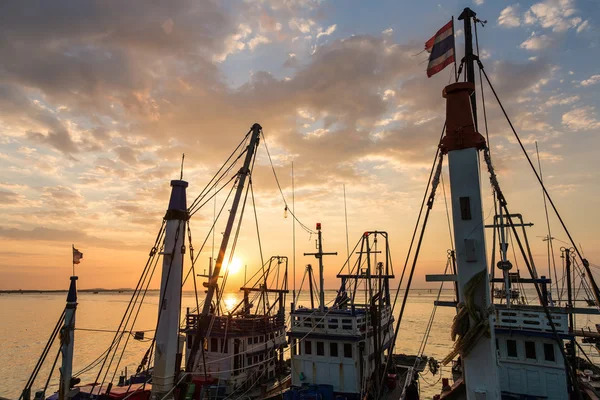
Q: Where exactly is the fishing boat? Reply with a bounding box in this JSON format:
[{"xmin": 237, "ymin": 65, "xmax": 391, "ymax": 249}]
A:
[
  {"xmin": 283, "ymin": 225, "xmax": 427, "ymax": 400},
  {"xmin": 17, "ymin": 123, "xmax": 294, "ymax": 400},
  {"xmin": 409, "ymin": 7, "xmax": 600, "ymax": 400}
]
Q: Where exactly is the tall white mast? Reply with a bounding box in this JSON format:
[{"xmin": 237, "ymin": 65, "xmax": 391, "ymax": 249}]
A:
[
  {"xmin": 440, "ymin": 81, "xmax": 500, "ymax": 399},
  {"xmin": 152, "ymin": 179, "xmax": 188, "ymax": 399}
]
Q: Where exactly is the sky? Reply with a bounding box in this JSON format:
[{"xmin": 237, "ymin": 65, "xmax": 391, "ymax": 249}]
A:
[{"xmin": 0, "ymin": 0, "xmax": 599, "ymax": 291}]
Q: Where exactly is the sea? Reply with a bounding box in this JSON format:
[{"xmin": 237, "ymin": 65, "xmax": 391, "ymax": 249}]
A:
[{"xmin": 2, "ymin": 289, "xmax": 600, "ymax": 399}]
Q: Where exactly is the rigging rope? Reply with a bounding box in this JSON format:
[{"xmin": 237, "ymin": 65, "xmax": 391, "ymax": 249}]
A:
[
  {"xmin": 187, "ymin": 132, "xmax": 250, "ymax": 214},
  {"xmin": 479, "ymin": 64, "xmax": 594, "ymax": 290},
  {"xmin": 378, "ymin": 152, "xmax": 445, "ymax": 396},
  {"xmin": 261, "ymin": 130, "xmax": 315, "ymax": 235}
]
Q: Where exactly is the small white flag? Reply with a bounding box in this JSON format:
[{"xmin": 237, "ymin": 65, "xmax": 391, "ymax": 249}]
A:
[{"xmin": 73, "ymin": 246, "xmax": 83, "ymax": 264}]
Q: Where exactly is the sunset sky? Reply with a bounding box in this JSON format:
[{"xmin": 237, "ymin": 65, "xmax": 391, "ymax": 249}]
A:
[{"xmin": 0, "ymin": 0, "xmax": 599, "ymax": 291}]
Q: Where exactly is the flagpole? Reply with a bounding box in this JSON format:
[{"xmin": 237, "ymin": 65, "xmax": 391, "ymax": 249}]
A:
[
  {"xmin": 452, "ymin": 16, "xmax": 458, "ymax": 82},
  {"xmin": 72, "ymin": 244, "xmax": 75, "ymax": 277}
]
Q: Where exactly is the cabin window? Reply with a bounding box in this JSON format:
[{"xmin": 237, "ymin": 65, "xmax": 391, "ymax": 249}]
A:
[
  {"xmin": 211, "ymin": 338, "xmax": 219, "ymax": 352},
  {"xmin": 328, "ymin": 319, "xmax": 338, "ymax": 329},
  {"xmin": 260, "ymin": 335, "xmax": 265, "ymax": 343},
  {"xmin": 254, "ymin": 355, "xmax": 258, "ymax": 364},
  {"xmin": 303, "ymin": 318, "xmax": 312, "ymax": 328},
  {"xmin": 248, "ymin": 337, "xmax": 252, "ymax": 345},
  {"xmin": 544, "ymin": 343, "xmax": 555, "ymax": 362},
  {"xmin": 292, "ymin": 339, "xmax": 297, "ymax": 355},
  {"xmin": 330, "ymin": 342, "xmax": 338, "ymax": 357},
  {"xmin": 305, "ymin": 340, "xmax": 312, "ymax": 355},
  {"xmin": 344, "ymin": 343, "xmax": 352, "ymax": 358},
  {"xmin": 525, "ymin": 341, "xmax": 536, "ymax": 360},
  {"xmin": 507, "ymin": 339, "xmax": 518, "ymax": 357},
  {"xmin": 342, "ymin": 319, "xmax": 352, "ymax": 330},
  {"xmin": 317, "ymin": 342, "xmax": 324, "ymax": 356},
  {"xmin": 259, "ymin": 354, "xmax": 264, "ymax": 362}
]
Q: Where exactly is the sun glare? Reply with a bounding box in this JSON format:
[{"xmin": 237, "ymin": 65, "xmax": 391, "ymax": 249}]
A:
[{"xmin": 227, "ymin": 257, "xmax": 242, "ymax": 275}]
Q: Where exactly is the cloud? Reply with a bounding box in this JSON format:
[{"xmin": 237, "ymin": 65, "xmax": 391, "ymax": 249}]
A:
[
  {"xmin": 562, "ymin": 107, "xmax": 600, "ymax": 130},
  {"xmin": 214, "ymin": 23, "xmax": 253, "ymax": 62},
  {"xmin": 580, "ymin": 75, "xmax": 600, "ymax": 86},
  {"xmin": 524, "ymin": 0, "xmax": 581, "ymax": 32},
  {"xmin": 545, "ymin": 95, "xmax": 579, "ymax": 107},
  {"xmin": 498, "ymin": 5, "xmax": 521, "ymax": 28},
  {"xmin": 500, "ymin": 0, "xmax": 586, "ymax": 34},
  {"xmin": 520, "ymin": 33, "xmax": 553, "ymax": 50},
  {"xmin": 248, "ymin": 34, "xmax": 272, "ymax": 50},
  {"xmin": 317, "ymin": 24, "xmax": 337, "ymax": 39},
  {"xmin": 289, "ymin": 17, "xmax": 316, "ymax": 33},
  {"xmin": 0, "ymin": 226, "xmax": 126, "ymax": 248},
  {"xmin": 0, "ymin": 190, "xmax": 19, "ymax": 205},
  {"xmin": 576, "ymin": 20, "xmax": 589, "ymax": 33},
  {"xmin": 283, "ymin": 53, "xmax": 299, "ymax": 68}
]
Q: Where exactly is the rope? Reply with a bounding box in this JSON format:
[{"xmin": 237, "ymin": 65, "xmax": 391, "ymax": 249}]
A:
[
  {"xmin": 261, "ymin": 130, "xmax": 315, "ymax": 235},
  {"xmin": 442, "ymin": 270, "xmax": 489, "ymax": 365},
  {"xmin": 482, "ymin": 146, "xmax": 582, "ymax": 398},
  {"xmin": 187, "ymin": 132, "xmax": 250, "ymax": 214},
  {"xmin": 378, "ymin": 152, "xmax": 445, "ymax": 397},
  {"xmin": 479, "ymin": 64, "xmax": 593, "ymax": 286},
  {"xmin": 92, "ymin": 221, "xmax": 165, "ymax": 389}
]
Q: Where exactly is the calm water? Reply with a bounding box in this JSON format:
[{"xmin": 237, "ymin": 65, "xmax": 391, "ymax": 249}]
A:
[{"xmin": 1, "ymin": 289, "xmax": 599, "ymax": 399}]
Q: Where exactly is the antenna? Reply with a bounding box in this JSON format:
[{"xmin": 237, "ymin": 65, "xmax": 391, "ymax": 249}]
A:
[
  {"xmin": 292, "ymin": 161, "xmax": 296, "ymax": 302},
  {"xmin": 180, "ymin": 153, "xmax": 185, "ymax": 180},
  {"xmin": 536, "ymin": 141, "xmax": 558, "ymax": 303},
  {"xmin": 343, "ymin": 184, "xmax": 350, "ymax": 274}
]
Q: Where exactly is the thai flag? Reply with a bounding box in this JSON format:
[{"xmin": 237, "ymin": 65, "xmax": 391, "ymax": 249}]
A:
[
  {"xmin": 425, "ymin": 20, "xmax": 455, "ymax": 78},
  {"xmin": 73, "ymin": 246, "xmax": 83, "ymax": 264}
]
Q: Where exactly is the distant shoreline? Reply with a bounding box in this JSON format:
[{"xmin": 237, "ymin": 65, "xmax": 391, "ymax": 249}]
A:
[
  {"xmin": 0, "ymin": 288, "xmax": 452, "ymax": 294},
  {"xmin": 0, "ymin": 288, "xmax": 148, "ymax": 294}
]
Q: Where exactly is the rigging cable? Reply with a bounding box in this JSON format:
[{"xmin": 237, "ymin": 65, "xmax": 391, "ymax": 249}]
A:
[
  {"xmin": 92, "ymin": 221, "xmax": 165, "ymax": 390},
  {"xmin": 479, "ymin": 64, "xmax": 595, "ymax": 299},
  {"xmin": 261, "ymin": 130, "xmax": 316, "ymax": 235},
  {"xmin": 187, "ymin": 132, "xmax": 250, "ymax": 213},
  {"xmin": 535, "ymin": 142, "xmax": 560, "ymax": 304},
  {"xmin": 378, "ymin": 152, "xmax": 445, "ymax": 397}
]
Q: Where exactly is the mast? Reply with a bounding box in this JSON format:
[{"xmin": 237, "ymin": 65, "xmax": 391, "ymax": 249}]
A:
[
  {"xmin": 58, "ymin": 276, "xmax": 78, "ymax": 400},
  {"xmin": 183, "ymin": 124, "xmax": 262, "ymax": 378},
  {"xmin": 201, "ymin": 123, "xmax": 261, "ymax": 315},
  {"xmin": 304, "ymin": 223, "xmax": 337, "ymax": 311},
  {"xmin": 458, "ymin": 7, "xmax": 478, "ymax": 131},
  {"xmin": 152, "ymin": 179, "xmax": 188, "ymax": 399},
  {"xmin": 440, "ymin": 80, "xmax": 499, "ymax": 398}
]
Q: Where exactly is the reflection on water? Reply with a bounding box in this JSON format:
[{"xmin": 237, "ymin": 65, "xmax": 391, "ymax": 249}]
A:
[{"xmin": 1, "ymin": 289, "xmax": 599, "ymax": 398}]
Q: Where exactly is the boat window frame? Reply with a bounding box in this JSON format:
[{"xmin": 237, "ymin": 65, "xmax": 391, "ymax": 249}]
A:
[
  {"xmin": 506, "ymin": 339, "xmax": 518, "ymax": 358},
  {"xmin": 543, "ymin": 342, "xmax": 555, "ymax": 362},
  {"xmin": 525, "ymin": 341, "xmax": 536, "ymax": 360},
  {"xmin": 330, "ymin": 342, "xmax": 338, "ymax": 357},
  {"xmin": 343, "ymin": 343, "xmax": 352, "ymax": 358},
  {"xmin": 317, "ymin": 341, "xmax": 324, "ymax": 356}
]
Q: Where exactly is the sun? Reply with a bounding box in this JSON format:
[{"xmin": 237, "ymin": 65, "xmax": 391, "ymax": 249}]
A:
[{"xmin": 227, "ymin": 257, "xmax": 242, "ymax": 275}]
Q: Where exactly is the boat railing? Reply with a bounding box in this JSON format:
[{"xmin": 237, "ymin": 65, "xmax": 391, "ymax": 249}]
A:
[
  {"xmin": 495, "ymin": 308, "xmax": 569, "ymax": 334},
  {"xmin": 185, "ymin": 314, "xmax": 285, "ymax": 335}
]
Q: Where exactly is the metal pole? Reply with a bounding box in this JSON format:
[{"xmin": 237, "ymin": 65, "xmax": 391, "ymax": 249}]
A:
[
  {"xmin": 201, "ymin": 124, "xmax": 261, "ymax": 315},
  {"xmin": 458, "ymin": 7, "xmax": 478, "ymax": 131}
]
